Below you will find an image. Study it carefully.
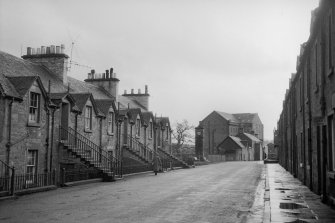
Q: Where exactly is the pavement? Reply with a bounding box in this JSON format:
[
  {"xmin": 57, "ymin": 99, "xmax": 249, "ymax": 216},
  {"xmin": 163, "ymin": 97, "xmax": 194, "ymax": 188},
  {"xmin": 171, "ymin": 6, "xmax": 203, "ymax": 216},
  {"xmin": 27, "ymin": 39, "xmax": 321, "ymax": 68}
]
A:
[
  {"xmin": 0, "ymin": 161, "xmax": 263, "ymax": 223},
  {"xmin": 264, "ymin": 163, "xmax": 335, "ymax": 223}
]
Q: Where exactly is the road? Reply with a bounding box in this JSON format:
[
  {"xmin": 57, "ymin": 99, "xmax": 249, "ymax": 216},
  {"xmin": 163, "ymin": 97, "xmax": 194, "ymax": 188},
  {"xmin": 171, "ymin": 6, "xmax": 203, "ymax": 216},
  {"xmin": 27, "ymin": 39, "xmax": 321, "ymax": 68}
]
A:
[{"xmin": 0, "ymin": 161, "xmax": 264, "ymax": 223}]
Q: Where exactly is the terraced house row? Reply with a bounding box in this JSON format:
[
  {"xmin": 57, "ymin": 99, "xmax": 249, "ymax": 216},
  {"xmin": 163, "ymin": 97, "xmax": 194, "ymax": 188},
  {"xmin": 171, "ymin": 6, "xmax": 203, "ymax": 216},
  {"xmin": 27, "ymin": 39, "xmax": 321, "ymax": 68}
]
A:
[
  {"xmin": 275, "ymin": 0, "xmax": 335, "ymax": 206},
  {"xmin": 0, "ymin": 44, "xmax": 190, "ymax": 197}
]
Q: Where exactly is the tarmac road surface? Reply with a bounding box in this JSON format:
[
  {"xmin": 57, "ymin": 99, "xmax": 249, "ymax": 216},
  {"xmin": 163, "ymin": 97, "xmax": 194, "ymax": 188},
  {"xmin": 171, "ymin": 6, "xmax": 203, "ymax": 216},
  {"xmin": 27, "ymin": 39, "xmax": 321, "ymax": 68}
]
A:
[{"xmin": 0, "ymin": 161, "xmax": 264, "ymax": 223}]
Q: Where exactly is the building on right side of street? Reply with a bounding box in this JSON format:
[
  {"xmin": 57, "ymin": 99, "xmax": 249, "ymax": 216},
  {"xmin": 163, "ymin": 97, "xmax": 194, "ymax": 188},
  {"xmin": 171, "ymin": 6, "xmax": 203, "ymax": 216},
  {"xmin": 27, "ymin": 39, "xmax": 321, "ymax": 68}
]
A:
[{"xmin": 275, "ymin": 0, "xmax": 335, "ymax": 207}]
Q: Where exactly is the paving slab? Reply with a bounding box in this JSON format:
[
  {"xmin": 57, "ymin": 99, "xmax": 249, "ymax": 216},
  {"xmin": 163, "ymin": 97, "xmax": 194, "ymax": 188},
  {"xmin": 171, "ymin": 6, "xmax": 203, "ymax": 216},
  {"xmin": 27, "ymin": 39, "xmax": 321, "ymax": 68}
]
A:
[{"xmin": 266, "ymin": 164, "xmax": 335, "ymax": 223}]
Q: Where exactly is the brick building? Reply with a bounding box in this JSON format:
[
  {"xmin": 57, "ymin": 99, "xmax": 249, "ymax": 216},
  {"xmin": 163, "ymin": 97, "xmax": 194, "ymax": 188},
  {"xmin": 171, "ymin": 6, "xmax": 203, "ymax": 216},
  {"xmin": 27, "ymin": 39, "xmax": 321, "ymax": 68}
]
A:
[
  {"xmin": 276, "ymin": 0, "xmax": 335, "ymax": 206},
  {"xmin": 195, "ymin": 110, "xmax": 263, "ymax": 161},
  {"xmin": 0, "ymin": 45, "xmax": 189, "ymax": 195}
]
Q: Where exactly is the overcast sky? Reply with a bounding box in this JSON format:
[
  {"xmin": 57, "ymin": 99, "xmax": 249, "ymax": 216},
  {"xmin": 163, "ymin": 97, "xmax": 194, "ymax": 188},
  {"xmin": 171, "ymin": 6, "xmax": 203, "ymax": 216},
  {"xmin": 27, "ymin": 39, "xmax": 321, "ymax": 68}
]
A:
[{"xmin": 0, "ymin": 0, "xmax": 319, "ymax": 140}]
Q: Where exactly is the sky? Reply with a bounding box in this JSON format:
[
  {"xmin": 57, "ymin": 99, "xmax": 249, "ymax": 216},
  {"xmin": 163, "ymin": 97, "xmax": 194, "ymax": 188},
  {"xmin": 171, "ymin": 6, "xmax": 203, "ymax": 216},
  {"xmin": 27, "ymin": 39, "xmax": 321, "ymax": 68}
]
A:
[{"xmin": 0, "ymin": 0, "xmax": 319, "ymax": 140}]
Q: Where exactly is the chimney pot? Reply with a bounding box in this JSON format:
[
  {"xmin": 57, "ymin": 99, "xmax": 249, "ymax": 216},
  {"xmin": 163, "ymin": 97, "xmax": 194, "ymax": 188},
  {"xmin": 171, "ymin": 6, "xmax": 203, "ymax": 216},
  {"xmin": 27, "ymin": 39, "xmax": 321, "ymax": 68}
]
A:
[
  {"xmin": 131, "ymin": 89, "xmax": 134, "ymax": 94},
  {"xmin": 106, "ymin": 70, "xmax": 109, "ymax": 78},
  {"xmin": 110, "ymin": 68, "xmax": 113, "ymax": 76},
  {"xmin": 103, "ymin": 73, "xmax": 106, "ymax": 79},
  {"xmin": 41, "ymin": 46, "xmax": 46, "ymax": 54},
  {"xmin": 27, "ymin": 47, "xmax": 32, "ymax": 55},
  {"xmin": 91, "ymin": 69, "xmax": 95, "ymax": 74},
  {"xmin": 32, "ymin": 48, "xmax": 36, "ymax": 55},
  {"xmin": 36, "ymin": 48, "xmax": 41, "ymax": 55},
  {"xmin": 145, "ymin": 85, "xmax": 148, "ymax": 94},
  {"xmin": 61, "ymin": 44, "xmax": 65, "ymax": 54},
  {"xmin": 46, "ymin": 47, "xmax": 50, "ymax": 54},
  {"xmin": 124, "ymin": 90, "xmax": 127, "ymax": 94},
  {"xmin": 56, "ymin": 46, "xmax": 60, "ymax": 54},
  {"xmin": 50, "ymin": 45, "xmax": 55, "ymax": 54},
  {"xmin": 138, "ymin": 89, "xmax": 141, "ymax": 94}
]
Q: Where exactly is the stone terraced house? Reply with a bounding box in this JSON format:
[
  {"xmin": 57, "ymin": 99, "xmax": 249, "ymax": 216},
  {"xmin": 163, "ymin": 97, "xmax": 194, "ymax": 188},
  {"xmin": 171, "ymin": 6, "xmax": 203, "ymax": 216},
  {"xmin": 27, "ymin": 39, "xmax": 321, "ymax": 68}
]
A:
[{"xmin": 0, "ymin": 45, "xmax": 190, "ymax": 196}]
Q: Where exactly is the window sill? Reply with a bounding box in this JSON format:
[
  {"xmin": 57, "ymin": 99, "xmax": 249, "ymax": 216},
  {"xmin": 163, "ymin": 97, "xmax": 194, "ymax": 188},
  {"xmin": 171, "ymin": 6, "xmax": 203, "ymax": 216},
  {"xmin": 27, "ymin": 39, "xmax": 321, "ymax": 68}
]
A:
[
  {"xmin": 328, "ymin": 171, "xmax": 335, "ymax": 180},
  {"xmin": 148, "ymin": 137, "xmax": 153, "ymax": 140},
  {"xmin": 314, "ymin": 86, "xmax": 319, "ymax": 94},
  {"xmin": 27, "ymin": 122, "xmax": 40, "ymax": 127},
  {"xmin": 327, "ymin": 66, "xmax": 334, "ymax": 77},
  {"xmin": 107, "ymin": 132, "xmax": 114, "ymax": 136},
  {"xmin": 84, "ymin": 129, "xmax": 93, "ymax": 133}
]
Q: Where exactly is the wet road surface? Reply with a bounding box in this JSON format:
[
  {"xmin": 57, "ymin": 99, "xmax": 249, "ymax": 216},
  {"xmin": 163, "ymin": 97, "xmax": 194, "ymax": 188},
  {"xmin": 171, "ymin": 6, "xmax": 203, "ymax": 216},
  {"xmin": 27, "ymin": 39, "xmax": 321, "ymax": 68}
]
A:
[{"xmin": 0, "ymin": 161, "xmax": 264, "ymax": 223}]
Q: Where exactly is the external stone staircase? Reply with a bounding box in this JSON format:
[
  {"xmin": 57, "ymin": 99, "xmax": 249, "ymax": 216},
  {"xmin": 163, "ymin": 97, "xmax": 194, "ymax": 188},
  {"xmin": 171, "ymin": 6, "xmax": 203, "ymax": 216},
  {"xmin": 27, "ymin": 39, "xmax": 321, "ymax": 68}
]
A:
[
  {"xmin": 60, "ymin": 126, "xmax": 122, "ymax": 181},
  {"xmin": 157, "ymin": 147, "xmax": 191, "ymax": 169}
]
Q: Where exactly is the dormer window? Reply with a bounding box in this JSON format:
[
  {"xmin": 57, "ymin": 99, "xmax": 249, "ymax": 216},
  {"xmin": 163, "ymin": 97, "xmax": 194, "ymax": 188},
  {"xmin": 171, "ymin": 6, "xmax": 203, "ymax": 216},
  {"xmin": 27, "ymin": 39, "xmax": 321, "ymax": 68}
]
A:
[
  {"xmin": 108, "ymin": 112, "xmax": 114, "ymax": 135},
  {"xmin": 85, "ymin": 106, "xmax": 93, "ymax": 130},
  {"xmin": 29, "ymin": 92, "xmax": 40, "ymax": 123}
]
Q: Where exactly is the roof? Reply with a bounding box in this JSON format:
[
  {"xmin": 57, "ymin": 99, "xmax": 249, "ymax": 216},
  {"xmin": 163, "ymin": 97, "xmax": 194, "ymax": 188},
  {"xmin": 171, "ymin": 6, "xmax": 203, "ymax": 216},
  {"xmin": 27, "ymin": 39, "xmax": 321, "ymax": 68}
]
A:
[
  {"xmin": 0, "ymin": 51, "xmax": 67, "ymax": 93},
  {"xmin": 127, "ymin": 108, "xmax": 142, "ymax": 123},
  {"xmin": 95, "ymin": 99, "xmax": 115, "ymax": 116},
  {"xmin": 141, "ymin": 111, "xmax": 154, "ymax": 126},
  {"xmin": 214, "ymin": 111, "xmax": 238, "ymax": 123},
  {"xmin": 118, "ymin": 95, "xmax": 147, "ymax": 111},
  {"xmin": 243, "ymin": 133, "xmax": 261, "ymax": 143},
  {"xmin": 70, "ymin": 93, "xmax": 104, "ymax": 117},
  {"xmin": 156, "ymin": 117, "xmax": 170, "ymax": 129},
  {"xmin": 233, "ymin": 113, "xmax": 260, "ymax": 124},
  {"xmin": 6, "ymin": 76, "xmax": 39, "ymax": 97},
  {"xmin": 218, "ymin": 136, "xmax": 245, "ymax": 150},
  {"xmin": 0, "ymin": 74, "xmax": 21, "ymax": 100}
]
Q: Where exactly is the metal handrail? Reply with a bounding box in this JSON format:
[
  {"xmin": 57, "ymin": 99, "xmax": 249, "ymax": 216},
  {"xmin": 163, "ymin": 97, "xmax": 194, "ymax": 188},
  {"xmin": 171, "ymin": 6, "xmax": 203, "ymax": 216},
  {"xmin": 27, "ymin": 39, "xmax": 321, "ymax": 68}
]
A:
[{"xmin": 60, "ymin": 126, "xmax": 122, "ymax": 177}]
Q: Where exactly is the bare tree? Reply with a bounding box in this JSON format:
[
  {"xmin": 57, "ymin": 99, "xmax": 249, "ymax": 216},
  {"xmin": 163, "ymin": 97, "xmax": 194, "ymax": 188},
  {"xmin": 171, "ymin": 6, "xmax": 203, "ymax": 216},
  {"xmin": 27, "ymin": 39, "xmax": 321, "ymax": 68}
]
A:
[{"xmin": 172, "ymin": 119, "xmax": 194, "ymax": 154}]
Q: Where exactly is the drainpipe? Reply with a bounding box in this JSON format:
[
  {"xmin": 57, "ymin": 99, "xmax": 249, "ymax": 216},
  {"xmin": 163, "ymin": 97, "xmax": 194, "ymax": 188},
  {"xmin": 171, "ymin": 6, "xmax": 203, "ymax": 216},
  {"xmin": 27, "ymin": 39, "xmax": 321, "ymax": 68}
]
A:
[
  {"xmin": 99, "ymin": 117, "xmax": 103, "ymax": 162},
  {"xmin": 49, "ymin": 108, "xmax": 56, "ymax": 171},
  {"xmin": 5, "ymin": 98, "xmax": 14, "ymax": 168},
  {"xmin": 45, "ymin": 107, "xmax": 50, "ymax": 173},
  {"xmin": 74, "ymin": 113, "xmax": 78, "ymax": 147}
]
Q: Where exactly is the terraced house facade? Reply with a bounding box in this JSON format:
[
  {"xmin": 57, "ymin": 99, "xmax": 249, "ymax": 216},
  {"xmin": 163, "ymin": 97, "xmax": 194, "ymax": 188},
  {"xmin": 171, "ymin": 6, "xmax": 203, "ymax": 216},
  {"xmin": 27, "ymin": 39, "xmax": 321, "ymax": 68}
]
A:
[
  {"xmin": 0, "ymin": 45, "xmax": 189, "ymax": 196},
  {"xmin": 276, "ymin": 0, "xmax": 335, "ymax": 206}
]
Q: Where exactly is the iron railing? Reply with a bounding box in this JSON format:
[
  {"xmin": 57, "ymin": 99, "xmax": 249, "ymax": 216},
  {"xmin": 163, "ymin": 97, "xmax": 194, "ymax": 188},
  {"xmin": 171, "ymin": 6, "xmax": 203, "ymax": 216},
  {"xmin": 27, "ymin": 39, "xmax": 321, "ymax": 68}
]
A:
[
  {"xmin": 157, "ymin": 147, "xmax": 191, "ymax": 168},
  {"xmin": 124, "ymin": 134, "xmax": 154, "ymax": 163},
  {"xmin": 0, "ymin": 159, "xmax": 14, "ymax": 195},
  {"xmin": 13, "ymin": 170, "xmax": 56, "ymax": 191},
  {"xmin": 60, "ymin": 126, "xmax": 122, "ymax": 178}
]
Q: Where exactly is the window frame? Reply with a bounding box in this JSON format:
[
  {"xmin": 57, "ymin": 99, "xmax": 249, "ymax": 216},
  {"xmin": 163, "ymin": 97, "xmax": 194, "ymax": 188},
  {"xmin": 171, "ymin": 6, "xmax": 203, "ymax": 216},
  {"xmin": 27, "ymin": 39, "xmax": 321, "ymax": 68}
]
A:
[
  {"xmin": 28, "ymin": 92, "xmax": 41, "ymax": 124},
  {"xmin": 85, "ymin": 106, "xmax": 93, "ymax": 131},
  {"xmin": 26, "ymin": 150, "xmax": 38, "ymax": 185},
  {"xmin": 165, "ymin": 123, "xmax": 169, "ymax": 140},
  {"xmin": 107, "ymin": 111, "xmax": 114, "ymax": 135},
  {"xmin": 149, "ymin": 121, "xmax": 153, "ymax": 139},
  {"xmin": 136, "ymin": 118, "xmax": 141, "ymax": 137}
]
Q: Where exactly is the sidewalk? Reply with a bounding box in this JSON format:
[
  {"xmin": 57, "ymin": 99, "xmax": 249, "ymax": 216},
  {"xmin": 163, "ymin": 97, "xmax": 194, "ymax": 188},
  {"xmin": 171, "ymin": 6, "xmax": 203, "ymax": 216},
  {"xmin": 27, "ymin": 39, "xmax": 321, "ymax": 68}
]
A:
[{"xmin": 265, "ymin": 164, "xmax": 335, "ymax": 223}]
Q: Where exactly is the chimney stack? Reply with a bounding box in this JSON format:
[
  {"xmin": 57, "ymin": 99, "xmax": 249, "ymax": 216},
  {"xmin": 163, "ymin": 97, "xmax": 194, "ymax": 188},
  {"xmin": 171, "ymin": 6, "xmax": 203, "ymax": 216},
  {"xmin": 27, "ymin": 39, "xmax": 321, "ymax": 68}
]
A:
[{"xmin": 22, "ymin": 44, "xmax": 69, "ymax": 85}]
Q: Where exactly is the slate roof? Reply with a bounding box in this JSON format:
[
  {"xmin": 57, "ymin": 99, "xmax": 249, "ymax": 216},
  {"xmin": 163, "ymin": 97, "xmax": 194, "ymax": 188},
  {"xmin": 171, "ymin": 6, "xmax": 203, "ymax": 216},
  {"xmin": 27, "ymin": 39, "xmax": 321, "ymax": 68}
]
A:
[
  {"xmin": 6, "ymin": 76, "xmax": 39, "ymax": 97},
  {"xmin": 156, "ymin": 117, "xmax": 170, "ymax": 130},
  {"xmin": 95, "ymin": 99, "xmax": 115, "ymax": 116},
  {"xmin": 233, "ymin": 113, "xmax": 259, "ymax": 123},
  {"xmin": 243, "ymin": 133, "xmax": 261, "ymax": 143},
  {"xmin": 214, "ymin": 111, "xmax": 238, "ymax": 123},
  {"xmin": 0, "ymin": 51, "xmax": 67, "ymax": 93},
  {"xmin": 127, "ymin": 108, "xmax": 142, "ymax": 123},
  {"xmin": 118, "ymin": 95, "xmax": 147, "ymax": 111},
  {"xmin": 70, "ymin": 93, "xmax": 104, "ymax": 117},
  {"xmin": 0, "ymin": 74, "xmax": 21, "ymax": 99},
  {"xmin": 141, "ymin": 111, "xmax": 154, "ymax": 126},
  {"xmin": 227, "ymin": 136, "xmax": 245, "ymax": 149}
]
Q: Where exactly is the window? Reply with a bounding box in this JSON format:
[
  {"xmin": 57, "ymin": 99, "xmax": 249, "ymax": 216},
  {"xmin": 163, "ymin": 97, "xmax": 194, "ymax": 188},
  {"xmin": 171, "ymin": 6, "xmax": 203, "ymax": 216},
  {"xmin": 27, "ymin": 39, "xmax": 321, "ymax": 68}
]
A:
[
  {"xmin": 85, "ymin": 106, "xmax": 93, "ymax": 130},
  {"xmin": 166, "ymin": 124, "xmax": 169, "ymax": 140},
  {"xmin": 149, "ymin": 121, "xmax": 153, "ymax": 138},
  {"xmin": 26, "ymin": 150, "xmax": 37, "ymax": 184},
  {"xmin": 108, "ymin": 112, "xmax": 114, "ymax": 134},
  {"xmin": 136, "ymin": 119, "xmax": 141, "ymax": 136},
  {"xmin": 315, "ymin": 43, "xmax": 318, "ymax": 88},
  {"xmin": 329, "ymin": 12, "xmax": 333, "ymax": 69},
  {"xmin": 329, "ymin": 115, "xmax": 335, "ymax": 171},
  {"xmin": 29, "ymin": 92, "xmax": 40, "ymax": 123}
]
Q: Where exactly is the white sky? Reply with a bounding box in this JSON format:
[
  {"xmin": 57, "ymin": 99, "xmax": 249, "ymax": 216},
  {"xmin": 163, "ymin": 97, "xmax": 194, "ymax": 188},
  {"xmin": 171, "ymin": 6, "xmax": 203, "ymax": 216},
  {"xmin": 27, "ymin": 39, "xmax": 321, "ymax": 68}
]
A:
[{"xmin": 0, "ymin": 0, "xmax": 319, "ymax": 140}]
